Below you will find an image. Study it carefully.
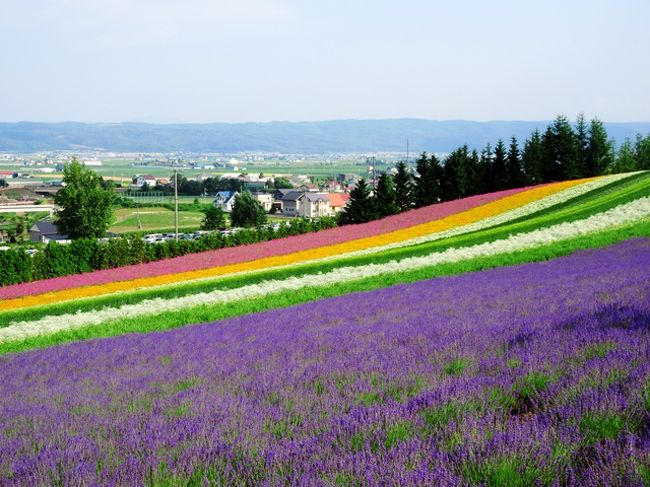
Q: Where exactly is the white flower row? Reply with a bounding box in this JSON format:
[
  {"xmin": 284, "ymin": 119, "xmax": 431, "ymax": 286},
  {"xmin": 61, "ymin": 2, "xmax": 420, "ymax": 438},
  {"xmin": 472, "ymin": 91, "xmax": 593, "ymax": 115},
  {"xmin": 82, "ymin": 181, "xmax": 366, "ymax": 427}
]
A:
[
  {"xmin": 3, "ymin": 195, "xmax": 649, "ymax": 344},
  {"xmin": 343, "ymin": 172, "xmax": 637, "ymax": 258},
  {"xmin": 108, "ymin": 174, "xmax": 636, "ymax": 296}
]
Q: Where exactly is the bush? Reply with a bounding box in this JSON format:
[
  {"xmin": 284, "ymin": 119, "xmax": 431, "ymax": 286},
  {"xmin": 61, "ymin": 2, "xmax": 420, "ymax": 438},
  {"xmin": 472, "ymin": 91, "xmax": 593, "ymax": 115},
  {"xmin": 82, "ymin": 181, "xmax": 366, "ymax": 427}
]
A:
[
  {"xmin": 42, "ymin": 243, "xmax": 78, "ymax": 278},
  {"xmin": 0, "ymin": 249, "xmax": 32, "ymax": 285},
  {"xmin": 0, "ymin": 216, "xmax": 338, "ymax": 287}
]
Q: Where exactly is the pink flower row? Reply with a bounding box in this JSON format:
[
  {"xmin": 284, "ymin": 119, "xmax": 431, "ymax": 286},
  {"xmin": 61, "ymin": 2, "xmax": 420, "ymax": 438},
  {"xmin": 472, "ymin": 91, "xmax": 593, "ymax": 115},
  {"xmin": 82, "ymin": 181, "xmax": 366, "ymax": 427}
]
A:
[{"xmin": 0, "ymin": 187, "xmax": 528, "ymax": 300}]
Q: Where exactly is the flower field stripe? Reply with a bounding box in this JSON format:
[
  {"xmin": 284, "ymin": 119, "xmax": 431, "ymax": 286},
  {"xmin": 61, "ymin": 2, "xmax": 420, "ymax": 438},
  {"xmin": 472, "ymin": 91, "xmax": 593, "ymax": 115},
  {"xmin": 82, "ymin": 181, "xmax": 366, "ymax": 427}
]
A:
[
  {"xmin": 0, "ymin": 187, "xmax": 533, "ymax": 300},
  {"xmin": 1, "ymin": 240, "xmax": 649, "ymax": 485},
  {"xmin": 2, "ymin": 173, "xmax": 647, "ymax": 326},
  {"xmin": 333, "ymin": 172, "xmax": 636, "ymax": 258},
  {"xmin": 2, "ymin": 222, "xmax": 649, "ymax": 355},
  {"xmin": 3, "ymin": 196, "xmax": 648, "ymax": 344},
  {"xmin": 0, "ymin": 179, "xmax": 593, "ymax": 313}
]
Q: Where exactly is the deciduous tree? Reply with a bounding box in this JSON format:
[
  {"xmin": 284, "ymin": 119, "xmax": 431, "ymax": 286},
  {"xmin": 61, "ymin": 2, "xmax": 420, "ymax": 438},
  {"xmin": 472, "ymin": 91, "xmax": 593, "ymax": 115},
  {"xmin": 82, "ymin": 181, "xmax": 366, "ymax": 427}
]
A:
[
  {"xmin": 230, "ymin": 191, "xmax": 267, "ymax": 228},
  {"xmin": 201, "ymin": 206, "xmax": 226, "ymax": 230},
  {"xmin": 54, "ymin": 157, "xmax": 114, "ymax": 239}
]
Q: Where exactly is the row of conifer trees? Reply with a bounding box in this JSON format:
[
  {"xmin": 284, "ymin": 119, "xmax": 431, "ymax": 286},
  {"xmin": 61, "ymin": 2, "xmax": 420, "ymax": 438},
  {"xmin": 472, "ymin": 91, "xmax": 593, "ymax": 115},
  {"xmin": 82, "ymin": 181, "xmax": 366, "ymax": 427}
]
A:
[{"xmin": 339, "ymin": 115, "xmax": 650, "ymax": 224}]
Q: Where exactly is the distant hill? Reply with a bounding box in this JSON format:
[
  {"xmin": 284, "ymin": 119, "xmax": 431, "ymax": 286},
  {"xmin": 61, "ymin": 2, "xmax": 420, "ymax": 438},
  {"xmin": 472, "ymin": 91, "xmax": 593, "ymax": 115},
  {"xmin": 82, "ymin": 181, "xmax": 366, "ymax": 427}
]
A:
[{"xmin": 1, "ymin": 119, "xmax": 649, "ymax": 153}]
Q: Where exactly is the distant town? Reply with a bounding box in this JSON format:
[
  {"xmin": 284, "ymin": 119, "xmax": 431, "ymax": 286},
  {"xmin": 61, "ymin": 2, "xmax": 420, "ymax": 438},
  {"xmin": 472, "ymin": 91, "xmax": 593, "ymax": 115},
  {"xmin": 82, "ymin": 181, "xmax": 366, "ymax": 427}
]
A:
[{"xmin": 0, "ymin": 150, "xmax": 425, "ymax": 245}]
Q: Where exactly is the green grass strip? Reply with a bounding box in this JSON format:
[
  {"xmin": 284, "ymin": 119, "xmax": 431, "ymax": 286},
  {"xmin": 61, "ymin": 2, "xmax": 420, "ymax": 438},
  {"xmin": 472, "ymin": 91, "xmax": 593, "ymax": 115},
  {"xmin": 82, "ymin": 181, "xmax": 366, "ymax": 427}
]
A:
[
  {"xmin": 489, "ymin": 172, "xmax": 648, "ymax": 228},
  {"xmin": 2, "ymin": 219, "xmax": 649, "ymax": 355},
  {"xmin": 3, "ymin": 173, "xmax": 649, "ymax": 325}
]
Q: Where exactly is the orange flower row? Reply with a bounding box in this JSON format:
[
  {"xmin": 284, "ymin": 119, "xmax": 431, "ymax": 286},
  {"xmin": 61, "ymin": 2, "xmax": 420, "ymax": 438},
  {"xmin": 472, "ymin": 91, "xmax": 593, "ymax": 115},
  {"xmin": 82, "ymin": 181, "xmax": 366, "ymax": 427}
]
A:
[{"xmin": 0, "ymin": 178, "xmax": 590, "ymax": 312}]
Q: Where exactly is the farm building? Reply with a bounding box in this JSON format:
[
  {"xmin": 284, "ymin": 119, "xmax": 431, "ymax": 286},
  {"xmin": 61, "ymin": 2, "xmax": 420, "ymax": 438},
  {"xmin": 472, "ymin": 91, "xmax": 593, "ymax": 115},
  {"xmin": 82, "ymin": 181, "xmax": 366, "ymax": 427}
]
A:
[{"xmin": 29, "ymin": 220, "xmax": 70, "ymax": 244}]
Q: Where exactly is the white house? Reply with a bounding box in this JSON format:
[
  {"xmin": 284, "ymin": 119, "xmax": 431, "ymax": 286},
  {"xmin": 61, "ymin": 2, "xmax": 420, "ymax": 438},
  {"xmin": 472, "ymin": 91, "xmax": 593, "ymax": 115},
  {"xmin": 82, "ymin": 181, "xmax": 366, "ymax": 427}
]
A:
[
  {"xmin": 135, "ymin": 175, "xmax": 158, "ymax": 188},
  {"xmin": 298, "ymin": 193, "xmax": 331, "ymax": 218},
  {"xmin": 213, "ymin": 191, "xmax": 238, "ymax": 212},
  {"xmin": 253, "ymin": 193, "xmax": 273, "ymax": 212},
  {"xmin": 282, "ymin": 191, "xmax": 337, "ymax": 217}
]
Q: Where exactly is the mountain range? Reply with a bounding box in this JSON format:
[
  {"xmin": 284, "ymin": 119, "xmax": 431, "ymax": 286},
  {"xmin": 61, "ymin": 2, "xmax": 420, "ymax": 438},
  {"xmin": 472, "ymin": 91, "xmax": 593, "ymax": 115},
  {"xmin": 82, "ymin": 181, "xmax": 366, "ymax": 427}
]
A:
[{"xmin": 1, "ymin": 119, "xmax": 649, "ymax": 153}]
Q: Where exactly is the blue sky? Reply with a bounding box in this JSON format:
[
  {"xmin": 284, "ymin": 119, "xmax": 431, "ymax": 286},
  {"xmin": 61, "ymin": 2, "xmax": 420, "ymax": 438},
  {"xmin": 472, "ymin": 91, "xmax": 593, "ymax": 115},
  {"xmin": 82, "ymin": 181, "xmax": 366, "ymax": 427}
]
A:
[{"xmin": 2, "ymin": 0, "xmax": 649, "ymax": 123}]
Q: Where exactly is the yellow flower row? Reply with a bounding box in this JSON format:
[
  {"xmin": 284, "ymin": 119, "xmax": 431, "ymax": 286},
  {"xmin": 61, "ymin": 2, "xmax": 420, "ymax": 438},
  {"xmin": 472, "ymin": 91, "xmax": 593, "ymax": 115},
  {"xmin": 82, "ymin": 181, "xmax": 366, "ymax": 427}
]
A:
[{"xmin": 0, "ymin": 178, "xmax": 593, "ymax": 312}]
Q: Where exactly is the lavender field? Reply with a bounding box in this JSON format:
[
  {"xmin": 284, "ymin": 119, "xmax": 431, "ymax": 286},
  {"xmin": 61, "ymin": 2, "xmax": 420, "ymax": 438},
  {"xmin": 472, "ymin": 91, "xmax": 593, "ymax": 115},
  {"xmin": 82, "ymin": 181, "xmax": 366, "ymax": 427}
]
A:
[{"xmin": 1, "ymin": 239, "xmax": 650, "ymax": 486}]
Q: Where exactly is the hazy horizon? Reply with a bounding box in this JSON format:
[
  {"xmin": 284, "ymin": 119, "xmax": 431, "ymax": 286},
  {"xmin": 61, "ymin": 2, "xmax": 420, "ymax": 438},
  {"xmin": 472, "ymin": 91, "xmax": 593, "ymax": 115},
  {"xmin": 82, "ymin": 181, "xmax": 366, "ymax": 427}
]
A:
[{"xmin": 4, "ymin": 116, "xmax": 650, "ymax": 126}]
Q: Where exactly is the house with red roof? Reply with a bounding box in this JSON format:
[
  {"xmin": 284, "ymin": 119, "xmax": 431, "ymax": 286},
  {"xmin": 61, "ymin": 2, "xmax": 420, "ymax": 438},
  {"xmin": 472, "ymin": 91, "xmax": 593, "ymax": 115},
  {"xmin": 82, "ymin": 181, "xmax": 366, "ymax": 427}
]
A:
[{"xmin": 327, "ymin": 193, "xmax": 350, "ymax": 215}]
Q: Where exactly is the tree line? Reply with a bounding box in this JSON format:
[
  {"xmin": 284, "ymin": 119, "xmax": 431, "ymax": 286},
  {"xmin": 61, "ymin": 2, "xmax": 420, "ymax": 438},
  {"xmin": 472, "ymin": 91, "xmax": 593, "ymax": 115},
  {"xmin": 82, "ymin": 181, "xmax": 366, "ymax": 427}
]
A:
[
  {"xmin": 139, "ymin": 174, "xmax": 293, "ymax": 197},
  {"xmin": 0, "ymin": 217, "xmax": 336, "ymax": 286},
  {"xmin": 339, "ymin": 115, "xmax": 650, "ymax": 224}
]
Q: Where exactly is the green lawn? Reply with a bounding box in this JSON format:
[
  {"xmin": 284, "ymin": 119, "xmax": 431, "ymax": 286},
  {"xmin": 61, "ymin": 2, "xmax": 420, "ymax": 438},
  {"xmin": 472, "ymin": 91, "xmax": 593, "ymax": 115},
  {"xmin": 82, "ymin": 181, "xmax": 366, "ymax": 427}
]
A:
[{"xmin": 109, "ymin": 207, "xmax": 205, "ymax": 233}]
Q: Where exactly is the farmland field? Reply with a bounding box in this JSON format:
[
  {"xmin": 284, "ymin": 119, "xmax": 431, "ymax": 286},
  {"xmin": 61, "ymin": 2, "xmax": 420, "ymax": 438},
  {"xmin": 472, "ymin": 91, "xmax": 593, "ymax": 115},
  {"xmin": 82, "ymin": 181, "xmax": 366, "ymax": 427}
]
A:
[
  {"xmin": 1, "ymin": 157, "xmax": 383, "ymax": 181},
  {"xmin": 1, "ymin": 172, "xmax": 649, "ymax": 485},
  {"xmin": 108, "ymin": 206, "xmax": 290, "ymax": 234},
  {"xmin": 109, "ymin": 207, "xmax": 205, "ymax": 234}
]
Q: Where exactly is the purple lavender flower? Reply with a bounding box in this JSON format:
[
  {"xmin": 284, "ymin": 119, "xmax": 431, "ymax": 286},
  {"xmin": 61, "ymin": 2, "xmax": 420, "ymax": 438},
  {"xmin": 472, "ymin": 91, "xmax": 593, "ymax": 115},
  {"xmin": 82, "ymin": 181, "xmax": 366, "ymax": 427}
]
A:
[{"xmin": 1, "ymin": 238, "xmax": 649, "ymax": 485}]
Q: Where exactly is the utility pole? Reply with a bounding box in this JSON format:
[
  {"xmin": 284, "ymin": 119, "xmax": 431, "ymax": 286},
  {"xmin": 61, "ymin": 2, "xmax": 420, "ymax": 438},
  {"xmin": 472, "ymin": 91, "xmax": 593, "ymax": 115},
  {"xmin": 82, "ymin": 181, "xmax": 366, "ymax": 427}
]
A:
[
  {"xmin": 406, "ymin": 137, "xmax": 410, "ymax": 165},
  {"xmin": 136, "ymin": 200, "xmax": 142, "ymax": 230},
  {"xmin": 174, "ymin": 169, "xmax": 179, "ymax": 241},
  {"xmin": 371, "ymin": 156, "xmax": 376, "ymax": 191}
]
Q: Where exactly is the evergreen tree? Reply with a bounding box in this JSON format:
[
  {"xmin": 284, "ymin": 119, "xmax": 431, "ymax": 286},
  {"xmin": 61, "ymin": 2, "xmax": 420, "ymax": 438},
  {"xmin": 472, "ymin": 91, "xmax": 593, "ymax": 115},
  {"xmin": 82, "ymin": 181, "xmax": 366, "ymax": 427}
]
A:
[
  {"xmin": 634, "ymin": 133, "xmax": 650, "ymax": 170},
  {"xmin": 573, "ymin": 113, "xmax": 589, "ymax": 178},
  {"xmin": 393, "ymin": 161, "xmax": 414, "ymax": 212},
  {"xmin": 54, "ymin": 157, "xmax": 115, "ymax": 239},
  {"xmin": 505, "ymin": 137, "xmax": 524, "ymax": 188},
  {"xmin": 230, "ymin": 191, "xmax": 267, "ymax": 228},
  {"xmin": 469, "ymin": 149, "xmax": 481, "ymax": 195},
  {"xmin": 585, "ymin": 118, "xmax": 613, "ymax": 176},
  {"xmin": 541, "ymin": 115, "xmax": 578, "ymax": 182},
  {"xmin": 612, "ymin": 138, "xmax": 637, "ymax": 173},
  {"xmin": 413, "ymin": 152, "xmax": 441, "ymax": 207},
  {"xmin": 492, "ymin": 139, "xmax": 508, "ymax": 190},
  {"xmin": 338, "ymin": 179, "xmax": 377, "ymax": 224},
  {"xmin": 374, "ymin": 172, "xmax": 399, "ymax": 217},
  {"xmin": 540, "ymin": 126, "xmax": 556, "ymax": 182},
  {"xmin": 456, "ymin": 146, "xmax": 479, "ymax": 198},
  {"xmin": 441, "ymin": 150, "xmax": 461, "ymax": 201},
  {"xmin": 413, "ymin": 153, "xmax": 429, "ymax": 207},
  {"xmin": 478, "ymin": 143, "xmax": 494, "ymax": 193},
  {"xmin": 522, "ymin": 129, "xmax": 544, "ymax": 185}
]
